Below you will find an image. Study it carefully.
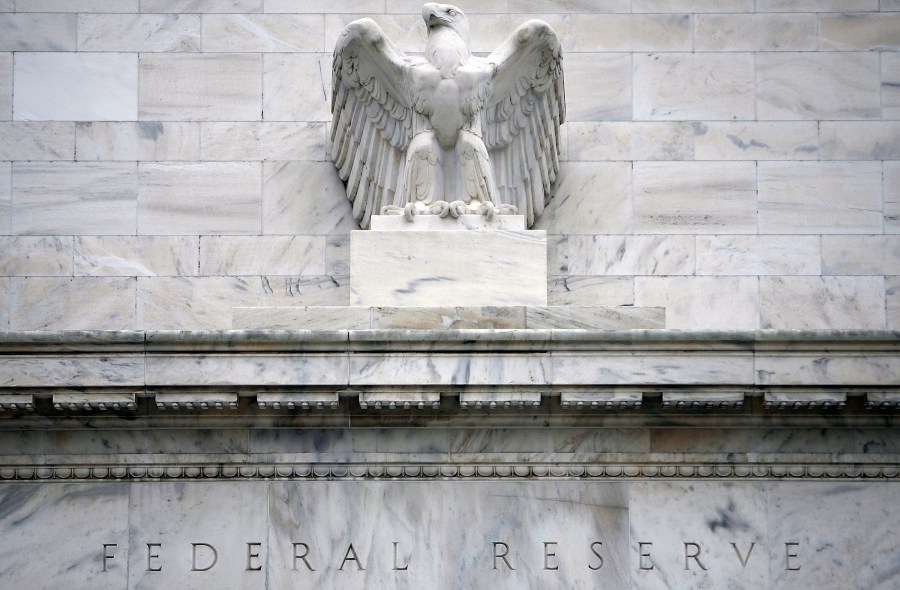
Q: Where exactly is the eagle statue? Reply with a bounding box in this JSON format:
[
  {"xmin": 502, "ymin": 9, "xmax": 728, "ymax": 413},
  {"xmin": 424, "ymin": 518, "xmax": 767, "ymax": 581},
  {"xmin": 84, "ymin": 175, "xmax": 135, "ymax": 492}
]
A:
[{"xmin": 330, "ymin": 3, "xmax": 565, "ymax": 228}]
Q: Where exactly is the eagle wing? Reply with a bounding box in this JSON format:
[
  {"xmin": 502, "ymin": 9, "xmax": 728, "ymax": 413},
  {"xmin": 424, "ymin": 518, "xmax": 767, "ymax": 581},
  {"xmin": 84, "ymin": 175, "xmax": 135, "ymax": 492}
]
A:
[
  {"xmin": 331, "ymin": 18, "xmax": 416, "ymax": 228},
  {"xmin": 483, "ymin": 20, "xmax": 565, "ymax": 227}
]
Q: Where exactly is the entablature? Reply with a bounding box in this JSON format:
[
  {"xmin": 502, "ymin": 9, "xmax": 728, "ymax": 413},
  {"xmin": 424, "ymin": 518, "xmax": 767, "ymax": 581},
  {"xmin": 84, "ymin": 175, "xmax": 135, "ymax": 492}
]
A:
[{"xmin": 1, "ymin": 329, "xmax": 898, "ymax": 417}]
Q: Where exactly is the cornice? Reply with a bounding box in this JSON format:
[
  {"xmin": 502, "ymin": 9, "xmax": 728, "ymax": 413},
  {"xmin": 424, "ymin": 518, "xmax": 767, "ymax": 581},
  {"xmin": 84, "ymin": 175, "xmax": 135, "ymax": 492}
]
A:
[
  {"xmin": 2, "ymin": 329, "xmax": 900, "ymax": 352},
  {"xmin": 1, "ymin": 461, "xmax": 898, "ymax": 483},
  {"xmin": 1, "ymin": 329, "xmax": 898, "ymax": 415}
]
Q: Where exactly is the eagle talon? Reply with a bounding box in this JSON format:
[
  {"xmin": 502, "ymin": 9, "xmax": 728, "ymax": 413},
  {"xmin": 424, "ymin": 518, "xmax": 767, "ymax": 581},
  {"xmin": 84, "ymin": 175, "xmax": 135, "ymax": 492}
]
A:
[
  {"xmin": 403, "ymin": 202, "xmax": 418, "ymax": 222},
  {"xmin": 448, "ymin": 201, "xmax": 468, "ymax": 218},
  {"xmin": 425, "ymin": 200, "xmax": 451, "ymax": 217}
]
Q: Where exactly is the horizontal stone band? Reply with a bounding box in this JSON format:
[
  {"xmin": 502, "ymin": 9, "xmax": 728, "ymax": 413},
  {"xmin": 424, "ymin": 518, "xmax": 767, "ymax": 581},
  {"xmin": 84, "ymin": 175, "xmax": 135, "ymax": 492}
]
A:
[{"xmin": 1, "ymin": 462, "xmax": 898, "ymax": 483}]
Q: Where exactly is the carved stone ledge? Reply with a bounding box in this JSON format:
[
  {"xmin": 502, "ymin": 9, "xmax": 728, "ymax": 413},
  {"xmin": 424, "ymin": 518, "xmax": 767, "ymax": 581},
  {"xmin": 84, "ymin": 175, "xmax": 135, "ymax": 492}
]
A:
[
  {"xmin": 155, "ymin": 392, "xmax": 238, "ymax": 411},
  {"xmin": 358, "ymin": 391, "xmax": 440, "ymax": 410},
  {"xmin": 257, "ymin": 391, "xmax": 339, "ymax": 410},
  {"xmin": 52, "ymin": 392, "xmax": 137, "ymax": 412},
  {"xmin": 0, "ymin": 394, "xmax": 35, "ymax": 412},
  {"xmin": 560, "ymin": 389, "xmax": 642, "ymax": 409},
  {"xmin": 1, "ymin": 462, "xmax": 898, "ymax": 482},
  {"xmin": 864, "ymin": 391, "xmax": 900, "ymax": 408},
  {"xmin": 459, "ymin": 390, "xmax": 541, "ymax": 409},
  {"xmin": 661, "ymin": 389, "xmax": 746, "ymax": 409},
  {"xmin": 763, "ymin": 389, "xmax": 848, "ymax": 410}
]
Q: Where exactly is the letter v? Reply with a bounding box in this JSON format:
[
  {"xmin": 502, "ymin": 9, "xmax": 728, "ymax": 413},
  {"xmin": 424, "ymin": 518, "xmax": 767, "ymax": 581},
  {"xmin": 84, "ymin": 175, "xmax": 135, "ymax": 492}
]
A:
[{"xmin": 730, "ymin": 542, "xmax": 756, "ymax": 568}]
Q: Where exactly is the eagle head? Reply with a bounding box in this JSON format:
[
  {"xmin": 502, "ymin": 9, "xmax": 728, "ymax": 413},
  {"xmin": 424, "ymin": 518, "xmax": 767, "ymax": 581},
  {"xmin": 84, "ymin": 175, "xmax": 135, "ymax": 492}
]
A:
[{"xmin": 422, "ymin": 3, "xmax": 470, "ymax": 45}]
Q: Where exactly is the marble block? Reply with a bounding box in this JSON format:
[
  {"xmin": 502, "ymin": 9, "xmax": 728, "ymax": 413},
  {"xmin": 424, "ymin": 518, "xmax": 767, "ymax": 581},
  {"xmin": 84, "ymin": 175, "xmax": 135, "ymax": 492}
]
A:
[
  {"xmin": 16, "ymin": 0, "xmax": 139, "ymax": 10},
  {"xmin": 234, "ymin": 306, "xmax": 373, "ymax": 330},
  {"xmin": 139, "ymin": 54, "xmax": 262, "ymax": 121},
  {"xmin": 76, "ymin": 122, "xmax": 200, "ymax": 162},
  {"xmin": 0, "ymin": 54, "xmax": 10, "ymax": 121},
  {"xmin": 74, "ymin": 236, "xmax": 200, "ymax": 277},
  {"xmin": 694, "ymin": 14, "xmax": 816, "ymax": 52},
  {"xmin": 0, "ymin": 122, "xmax": 75, "ymax": 160},
  {"xmin": 200, "ymin": 121, "xmax": 326, "ymax": 161},
  {"xmin": 568, "ymin": 121, "xmax": 694, "ymax": 161},
  {"xmin": 564, "ymin": 52, "xmax": 631, "ymax": 121},
  {"xmin": 202, "ymin": 14, "xmax": 324, "ymax": 52},
  {"xmin": 634, "ymin": 53, "xmax": 754, "ymax": 121},
  {"xmin": 568, "ymin": 14, "xmax": 692, "ymax": 52},
  {"xmin": 525, "ymin": 306, "xmax": 664, "ymax": 329},
  {"xmin": 532, "ymin": 162, "xmax": 633, "ymax": 235},
  {"xmin": 633, "ymin": 161, "xmax": 757, "ymax": 234},
  {"xmin": 14, "ymin": 53, "xmax": 137, "ymax": 121},
  {"xmin": 0, "ymin": 236, "xmax": 73, "ymax": 276},
  {"xmin": 12, "ymin": 162, "xmax": 137, "ymax": 236},
  {"xmin": 140, "ymin": 0, "xmax": 261, "ymax": 12},
  {"xmin": 760, "ymin": 276, "xmax": 886, "ymax": 330},
  {"xmin": 77, "ymin": 14, "xmax": 200, "ymax": 52},
  {"xmin": 262, "ymin": 162, "xmax": 358, "ymax": 235},
  {"xmin": 884, "ymin": 53, "xmax": 900, "ymax": 120},
  {"xmin": 693, "ymin": 121, "xmax": 819, "ymax": 161},
  {"xmin": 757, "ymin": 52, "xmax": 880, "ymax": 120},
  {"xmin": 263, "ymin": 53, "xmax": 332, "ymax": 122},
  {"xmin": 9, "ymin": 277, "xmax": 136, "ymax": 331},
  {"xmin": 635, "ymin": 276, "xmax": 760, "ymax": 330},
  {"xmin": 819, "ymin": 13, "xmax": 900, "ymax": 51},
  {"xmin": 758, "ymin": 161, "xmax": 883, "ymax": 234},
  {"xmin": 0, "ymin": 484, "xmax": 129, "ymax": 590},
  {"xmin": 819, "ymin": 121, "xmax": 900, "ymax": 160},
  {"xmin": 0, "ymin": 163, "xmax": 9, "ymax": 236},
  {"xmin": 350, "ymin": 227, "xmax": 547, "ymax": 307},
  {"xmin": 138, "ymin": 162, "xmax": 261, "ymax": 235},
  {"xmin": 0, "ymin": 13, "xmax": 76, "ymax": 51}
]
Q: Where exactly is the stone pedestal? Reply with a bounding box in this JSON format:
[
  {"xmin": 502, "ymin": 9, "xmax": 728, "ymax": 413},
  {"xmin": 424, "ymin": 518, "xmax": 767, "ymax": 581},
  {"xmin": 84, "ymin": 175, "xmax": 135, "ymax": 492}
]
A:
[{"xmin": 350, "ymin": 215, "xmax": 547, "ymax": 307}]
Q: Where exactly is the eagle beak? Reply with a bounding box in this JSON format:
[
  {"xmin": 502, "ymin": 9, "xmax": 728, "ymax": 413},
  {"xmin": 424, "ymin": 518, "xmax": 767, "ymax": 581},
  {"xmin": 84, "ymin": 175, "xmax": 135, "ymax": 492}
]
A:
[{"xmin": 423, "ymin": 3, "xmax": 445, "ymax": 27}]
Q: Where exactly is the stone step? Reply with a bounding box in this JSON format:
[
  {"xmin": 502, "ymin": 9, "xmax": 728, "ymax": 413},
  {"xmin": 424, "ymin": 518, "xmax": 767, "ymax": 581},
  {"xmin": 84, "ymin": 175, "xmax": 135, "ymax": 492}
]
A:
[{"xmin": 232, "ymin": 305, "xmax": 664, "ymax": 330}]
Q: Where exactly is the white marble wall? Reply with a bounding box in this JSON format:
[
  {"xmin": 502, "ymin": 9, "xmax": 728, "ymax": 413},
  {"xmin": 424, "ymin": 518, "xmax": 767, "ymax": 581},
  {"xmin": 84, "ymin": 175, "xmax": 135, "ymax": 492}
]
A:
[
  {"xmin": 0, "ymin": 480, "xmax": 897, "ymax": 589},
  {"xmin": 1, "ymin": 1, "xmax": 898, "ymax": 330}
]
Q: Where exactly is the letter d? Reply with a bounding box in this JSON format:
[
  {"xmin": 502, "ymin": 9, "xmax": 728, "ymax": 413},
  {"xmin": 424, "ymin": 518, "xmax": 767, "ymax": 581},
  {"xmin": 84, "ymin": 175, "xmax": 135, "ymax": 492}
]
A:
[{"xmin": 191, "ymin": 543, "xmax": 218, "ymax": 572}]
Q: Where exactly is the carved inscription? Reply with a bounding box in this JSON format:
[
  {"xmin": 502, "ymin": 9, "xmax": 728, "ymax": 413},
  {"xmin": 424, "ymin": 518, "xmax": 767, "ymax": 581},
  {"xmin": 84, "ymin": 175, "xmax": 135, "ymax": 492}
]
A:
[{"xmin": 100, "ymin": 539, "xmax": 802, "ymax": 575}]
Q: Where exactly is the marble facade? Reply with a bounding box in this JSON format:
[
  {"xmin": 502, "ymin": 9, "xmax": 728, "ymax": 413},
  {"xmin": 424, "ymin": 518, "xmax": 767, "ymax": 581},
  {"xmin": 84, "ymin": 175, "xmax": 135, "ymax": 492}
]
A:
[
  {"xmin": 1, "ymin": 2, "xmax": 899, "ymax": 329},
  {"xmin": 2, "ymin": 1, "xmax": 900, "ymax": 588},
  {"xmin": 1, "ymin": 329, "xmax": 899, "ymax": 588}
]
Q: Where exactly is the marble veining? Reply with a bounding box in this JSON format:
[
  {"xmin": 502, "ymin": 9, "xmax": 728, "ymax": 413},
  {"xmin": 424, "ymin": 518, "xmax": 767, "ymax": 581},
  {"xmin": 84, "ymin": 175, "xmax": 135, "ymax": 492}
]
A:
[
  {"xmin": 0, "ymin": 480, "xmax": 896, "ymax": 588},
  {"xmin": 0, "ymin": 122, "xmax": 75, "ymax": 161},
  {"xmin": 77, "ymin": 14, "xmax": 200, "ymax": 52},
  {"xmin": 350, "ymin": 229, "xmax": 547, "ymax": 306},
  {"xmin": 0, "ymin": 484, "xmax": 129, "ymax": 590},
  {"xmin": 203, "ymin": 14, "xmax": 324, "ymax": 52}
]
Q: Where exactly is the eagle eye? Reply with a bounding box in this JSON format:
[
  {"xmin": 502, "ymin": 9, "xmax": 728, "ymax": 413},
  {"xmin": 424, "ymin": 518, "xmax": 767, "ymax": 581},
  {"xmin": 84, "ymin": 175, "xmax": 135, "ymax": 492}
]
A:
[{"xmin": 447, "ymin": 9, "xmax": 457, "ymax": 16}]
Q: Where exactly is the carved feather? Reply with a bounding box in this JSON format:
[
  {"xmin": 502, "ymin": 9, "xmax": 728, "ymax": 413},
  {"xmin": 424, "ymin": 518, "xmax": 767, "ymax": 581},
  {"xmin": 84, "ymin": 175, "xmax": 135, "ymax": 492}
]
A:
[
  {"xmin": 484, "ymin": 20, "xmax": 565, "ymax": 227},
  {"xmin": 331, "ymin": 10, "xmax": 565, "ymax": 229},
  {"xmin": 331, "ymin": 18, "xmax": 417, "ymax": 228}
]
